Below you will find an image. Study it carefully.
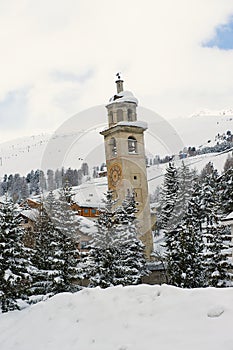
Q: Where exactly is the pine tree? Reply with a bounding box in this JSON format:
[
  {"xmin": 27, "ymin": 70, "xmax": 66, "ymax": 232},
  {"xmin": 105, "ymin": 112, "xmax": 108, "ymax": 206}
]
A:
[
  {"xmin": 47, "ymin": 190, "xmax": 80, "ymax": 241},
  {"xmin": 80, "ymin": 191, "xmax": 148, "ymax": 288},
  {"xmin": 31, "ymin": 208, "xmax": 62, "ymax": 295},
  {"xmin": 80, "ymin": 191, "xmax": 118, "ymax": 288},
  {"xmin": 156, "ymin": 162, "xmax": 179, "ymax": 231},
  {"xmin": 219, "ymin": 166, "xmax": 233, "ymax": 215},
  {"xmin": 62, "ymin": 180, "xmax": 74, "ymax": 203},
  {"xmin": 168, "ymin": 162, "xmax": 193, "ymax": 229},
  {"xmin": 0, "ymin": 198, "xmax": 32, "ymax": 312},
  {"xmin": 115, "ymin": 191, "xmax": 148, "ymax": 285},
  {"xmin": 165, "ymin": 177, "xmax": 205, "ymax": 288},
  {"xmin": 47, "ymin": 169, "xmax": 56, "ymax": 191},
  {"xmin": 201, "ymin": 163, "xmax": 232, "ymax": 287},
  {"xmin": 44, "ymin": 191, "xmax": 80, "ymax": 292}
]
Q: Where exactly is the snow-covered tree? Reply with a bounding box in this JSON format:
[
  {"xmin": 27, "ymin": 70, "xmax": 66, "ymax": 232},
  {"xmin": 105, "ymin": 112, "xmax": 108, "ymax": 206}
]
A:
[
  {"xmin": 156, "ymin": 162, "xmax": 179, "ymax": 231},
  {"xmin": 43, "ymin": 191, "xmax": 80, "ymax": 292},
  {"xmin": 200, "ymin": 163, "xmax": 232, "ymax": 287},
  {"xmin": 47, "ymin": 169, "xmax": 56, "ymax": 191},
  {"xmin": 165, "ymin": 178, "xmax": 205, "ymax": 288},
  {"xmin": 168, "ymin": 162, "xmax": 193, "ymax": 229},
  {"xmin": 115, "ymin": 191, "xmax": 148, "ymax": 285},
  {"xmin": 46, "ymin": 190, "xmax": 80, "ymax": 241},
  {"xmin": 80, "ymin": 191, "xmax": 148, "ymax": 288},
  {"xmin": 79, "ymin": 191, "xmax": 118, "ymax": 288},
  {"xmin": 219, "ymin": 166, "xmax": 233, "ymax": 215},
  {"xmin": 62, "ymin": 180, "xmax": 74, "ymax": 204},
  {"xmin": 31, "ymin": 208, "xmax": 62, "ymax": 295},
  {"xmin": 0, "ymin": 198, "xmax": 32, "ymax": 312}
]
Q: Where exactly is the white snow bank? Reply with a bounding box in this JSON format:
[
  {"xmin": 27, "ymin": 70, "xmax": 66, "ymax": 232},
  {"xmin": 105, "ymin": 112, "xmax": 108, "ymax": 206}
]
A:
[{"xmin": 1, "ymin": 284, "xmax": 233, "ymax": 350}]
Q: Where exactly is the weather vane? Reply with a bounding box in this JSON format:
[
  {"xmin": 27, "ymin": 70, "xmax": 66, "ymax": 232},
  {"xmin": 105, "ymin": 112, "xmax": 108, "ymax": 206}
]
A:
[{"xmin": 116, "ymin": 72, "xmax": 122, "ymax": 80}]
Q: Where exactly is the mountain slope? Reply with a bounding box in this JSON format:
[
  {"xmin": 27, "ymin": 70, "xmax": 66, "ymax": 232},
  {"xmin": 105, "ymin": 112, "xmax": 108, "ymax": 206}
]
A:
[{"xmin": 0, "ymin": 107, "xmax": 232, "ymax": 178}]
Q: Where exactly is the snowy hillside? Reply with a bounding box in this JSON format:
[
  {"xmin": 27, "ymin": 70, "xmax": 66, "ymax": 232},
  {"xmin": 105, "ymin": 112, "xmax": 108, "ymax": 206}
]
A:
[
  {"xmin": 147, "ymin": 149, "xmax": 232, "ymax": 193},
  {"xmin": 0, "ymin": 106, "xmax": 232, "ymax": 178},
  {"xmin": 69, "ymin": 148, "xmax": 232, "ymax": 203},
  {"xmin": 190, "ymin": 108, "xmax": 233, "ymax": 118},
  {"xmin": 1, "ymin": 284, "xmax": 233, "ymax": 350},
  {"xmin": 170, "ymin": 110, "xmax": 232, "ymax": 149}
]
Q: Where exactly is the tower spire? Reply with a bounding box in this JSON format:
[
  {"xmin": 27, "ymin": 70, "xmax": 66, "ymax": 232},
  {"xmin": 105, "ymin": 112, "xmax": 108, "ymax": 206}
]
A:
[{"xmin": 115, "ymin": 72, "xmax": 124, "ymax": 93}]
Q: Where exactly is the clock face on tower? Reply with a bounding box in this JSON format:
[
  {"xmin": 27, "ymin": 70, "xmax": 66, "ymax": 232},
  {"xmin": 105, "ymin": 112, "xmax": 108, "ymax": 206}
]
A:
[{"xmin": 109, "ymin": 163, "xmax": 122, "ymax": 187}]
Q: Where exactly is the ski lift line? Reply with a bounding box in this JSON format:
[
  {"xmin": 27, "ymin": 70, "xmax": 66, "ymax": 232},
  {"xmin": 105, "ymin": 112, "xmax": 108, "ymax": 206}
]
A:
[
  {"xmin": 0, "ymin": 131, "xmax": 96, "ymax": 163},
  {"xmin": 56, "ymin": 125, "xmax": 106, "ymax": 168},
  {"xmin": 148, "ymin": 147, "xmax": 233, "ymax": 183}
]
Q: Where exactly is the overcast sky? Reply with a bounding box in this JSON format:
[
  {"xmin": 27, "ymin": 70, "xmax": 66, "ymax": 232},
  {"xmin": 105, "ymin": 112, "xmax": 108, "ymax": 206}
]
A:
[{"xmin": 0, "ymin": 0, "xmax": 233, "ymax": 142}]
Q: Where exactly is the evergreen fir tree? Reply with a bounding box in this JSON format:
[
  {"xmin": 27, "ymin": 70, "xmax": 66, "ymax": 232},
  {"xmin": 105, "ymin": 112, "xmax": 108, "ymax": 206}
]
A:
[
  {"xmin": 44, "ymin": 191, "xmax": 80, "ymax": 292},
  {"xmin": 80, "ymin": 191, "xmax": 148, "ymax": 288},
  {"xmin": 165, "ymin": 178, "xmax": 205, "ymax": 288},
  {"xmin": 31, "ymin": 208, "xmax": 62, "ymax": 295},
  {"xmin": 47, "ymin": 190, "xmax": 80, "ymax": 241},
  {"xmin": 156, "ymin": 162, "xmax": 179, "ymax": 231},
  {"xmin": 0, "ymin": 198, "xmax": 32, "ymax": 312},
  {"xmin": 80, "ymin": 191, "xmax": 118, "ymax": 288},
  {"xmin": 115, "ymin": 191, "xmax": 148, "ymax": 285},
  {"xmin": 200, "ymin": 163, "xmax": 232, "ymax": 287},
  {"xmin": 47, "ymin": 169, "xmax": 56, "ymax": 191},
  {"xmin": 168, "ymin": 162, "xmax": 193, "ymax": 229},
  {"xmin": 62, "ymin": 180, "xmax": 74, "ymax": 203},
  {"xmin": 219, "ymin": 166, "xmax": 233, "ymax": 215}
]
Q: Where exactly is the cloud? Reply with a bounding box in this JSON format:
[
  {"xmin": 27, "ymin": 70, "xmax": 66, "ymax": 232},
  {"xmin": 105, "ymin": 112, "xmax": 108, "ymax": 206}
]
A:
[
  {"xmin": 51, "ymin": 69, "xmax": 94, "ymax": 83},
  {"xmin": 203, "ymin": 16, "xmax": 233, "ymax": 50},
  {"xmin": 0, "ymin": 88, "xmax": 29, "ymax": 129},
  {"xmin": 0, "ymin": 0, "xmax": 233, "ymax": 141}
]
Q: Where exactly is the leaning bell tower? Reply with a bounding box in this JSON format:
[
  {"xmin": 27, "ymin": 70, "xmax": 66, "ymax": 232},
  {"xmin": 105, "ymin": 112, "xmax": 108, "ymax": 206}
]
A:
[{"xmin": 100, "ymin": 74, "xmax": 153, "ymax": 259}]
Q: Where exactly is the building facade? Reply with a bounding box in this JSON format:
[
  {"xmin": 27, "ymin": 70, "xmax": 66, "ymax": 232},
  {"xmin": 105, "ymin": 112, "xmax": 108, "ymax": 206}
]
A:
[{"xmin": 100, "ymin": 75, "xmax": 153, "ymax": 259}]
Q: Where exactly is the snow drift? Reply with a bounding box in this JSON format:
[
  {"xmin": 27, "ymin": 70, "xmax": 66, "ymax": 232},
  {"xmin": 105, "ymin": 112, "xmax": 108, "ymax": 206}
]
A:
[{"xmin": 0, "ymin": 284, "xmax": 233, "ymax": 350}]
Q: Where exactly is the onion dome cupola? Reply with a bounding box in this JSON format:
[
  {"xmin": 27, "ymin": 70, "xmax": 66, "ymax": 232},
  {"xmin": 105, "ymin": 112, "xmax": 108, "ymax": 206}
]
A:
[{"xmin": 106, "ymin": 73, "xmax": 138, "ymax": 127}]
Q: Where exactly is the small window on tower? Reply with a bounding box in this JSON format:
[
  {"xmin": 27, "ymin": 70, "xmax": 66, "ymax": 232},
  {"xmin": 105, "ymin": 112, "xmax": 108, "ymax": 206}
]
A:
[
  {"xmin": 128, "ymin": 109, "xmax": 133, "ymax": 121},
  {"xmin": 117, "ymin": 109, "xmax": 123, "ymax": 122},
  {"xmin": 134, "ymin": 188, "xmax": 142, "ymax": 201},
  {"xmin": 109, "ymin": 111, "xmax": 114, "ymax": 124},
  {"xmin": 110, "ymin": 137, "xmax": 117, "ymax": 156},
  {"xmin": 128, "ymin": 136, "xmax": 137, "ymax": 154}
]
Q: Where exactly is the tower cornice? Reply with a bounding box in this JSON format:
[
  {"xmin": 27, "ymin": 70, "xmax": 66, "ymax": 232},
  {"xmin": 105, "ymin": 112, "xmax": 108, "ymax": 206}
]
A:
[{"xmin": 100, "ymin": 122, "xmax": 147, "ymax": 137}]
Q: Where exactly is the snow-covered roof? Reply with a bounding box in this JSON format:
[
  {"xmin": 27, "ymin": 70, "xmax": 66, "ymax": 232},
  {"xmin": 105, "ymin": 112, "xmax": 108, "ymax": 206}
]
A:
[
  {"xmin": 20, "ymin": 209, "xmax": 39, "ymax": 222},
  {"xmin": 221, "ymin": 211, "xmax": 233, "ymax": 225},
  {"xmin": 28, "ymin": 197, "xmax": 42, "ymax": 205},
  {"xmin": 72, "ymin": 177, "xmax": 108, "ymax": 208},
  {"xmin": 107, "ymin": 90, "xmax": 138, "ymax": 106},
  {"xmin": 225, "ymin": 212, "xmax": 233, "ymax": 220}
]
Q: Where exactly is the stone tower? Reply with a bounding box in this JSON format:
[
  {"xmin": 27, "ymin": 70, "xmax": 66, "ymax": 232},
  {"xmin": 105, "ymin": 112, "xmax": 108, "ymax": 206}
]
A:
[{"xmin": 100, "ymin": 74, "xmax": 153, "ymax": 259}]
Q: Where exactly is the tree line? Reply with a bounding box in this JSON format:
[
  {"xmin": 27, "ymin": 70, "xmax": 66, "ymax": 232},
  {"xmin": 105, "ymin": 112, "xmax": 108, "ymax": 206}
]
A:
[
  {"xmin": 146, "ymin": 129, "xmax": 233, "ymax": 166},
  {"xmin": 0, "ymin": 188, "xmax": 147, "ymax": 313},
  {"xmin": 0, "ymin": 163, "xmax": 90, "ymax": 202},
  {"xmin": 154, "ymin": 153, "xmax": 233, "ymax": 288}
]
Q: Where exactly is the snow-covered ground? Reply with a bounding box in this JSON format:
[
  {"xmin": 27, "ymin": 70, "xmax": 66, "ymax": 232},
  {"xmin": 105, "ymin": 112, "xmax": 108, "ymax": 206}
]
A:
[{"xmin": 0, "ymin": 284, "xmax": 233, "ymax": 350}]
